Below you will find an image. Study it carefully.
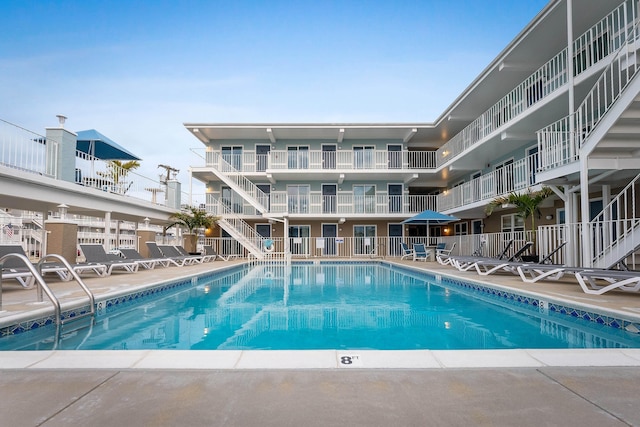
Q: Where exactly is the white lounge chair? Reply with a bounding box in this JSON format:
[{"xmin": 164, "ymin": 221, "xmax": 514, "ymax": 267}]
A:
[{"xmin": 574, "ymin": 269, "xmax": 640, "ymax": 295}]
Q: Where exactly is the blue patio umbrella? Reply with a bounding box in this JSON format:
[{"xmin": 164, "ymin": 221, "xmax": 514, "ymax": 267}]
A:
[
  {"xmin": 76, "ymin": 129, "xmax": 140, "ymax": 160},
  {"xmin": 402, "ymin": 209, "xmax": 458, "ymax": 241}
]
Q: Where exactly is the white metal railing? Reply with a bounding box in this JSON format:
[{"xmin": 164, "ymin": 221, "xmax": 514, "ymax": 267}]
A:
[
  {"xmin": 0, "ymin": 118, "xmax": 58, "ymax": 177},
  {"xmin": 437, "ymin": 49, "xmax": 569, "ymax": 166},
  {"xmin": 538, "ymin": 9, "xmax": 640, "ymax": 171},
  {"xmin": 207, "ymin": 197, "xmax": 265, "ymax": 257},
  {"xmin": 202, "ymin": 230, "xmax": 535, "ymax": 260},
  {"xmin": 268, "ymin": 192, "xmax": 437, "ymax": 215},
  {"xmin": 268, "ymin": 149, "xmax": 436, "ymax": 170},
  {"xmin": 590, "ymin": 172, "xmax": 640, "ymax": 265},
  {"xmin": 539, "ymin": 221, "xmax": 640, "ymax": 269},
  {"xmin": 206, "ymin": 151, "xmax": 268, "ymax": 212},
  {"xmin": 438, "ymin": 153, "xmax": 536, "ymax": 211},
  {"xmin": 438, "ymin": 1, "xmax": 636, "ymax": 168},
  {"xmin": 572, "ymin": 1, "xmax": 635, "ymax": 75},
  {"xmin": 74, "ymin": 151, "xmax": 171, "ymax": 205}
]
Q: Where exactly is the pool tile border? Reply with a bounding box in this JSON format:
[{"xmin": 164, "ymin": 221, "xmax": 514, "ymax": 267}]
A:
[{"xmin": 1, "ymin": 260, "xmax": 640, "ymax": 342}]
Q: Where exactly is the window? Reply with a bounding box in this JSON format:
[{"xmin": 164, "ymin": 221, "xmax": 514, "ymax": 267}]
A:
[
  {"xmin": 353, "ymin": 146, "xmax": 375, "ymax": 169},
  {"xmin": 287, "ymin": 185, "xmax": 310, "ymax": 213},
  {"xmin": 454, "ymin": 222, "xmax": 468, "ymax": 236},
  {"xmin": 287, "ymin": 146, "xmax": 309, "ymax": 169},
  {"xmin": 353, "ymin": 184, "xmax": 376, "ymax": 213},
  {"xmin": 501, "ymin": 214, "xmax": 525, "ymax": 233}
]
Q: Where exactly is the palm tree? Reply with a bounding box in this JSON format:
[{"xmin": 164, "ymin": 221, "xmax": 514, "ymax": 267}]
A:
[
  {"xmin": 97, "ymin": 160, "xmax": 140, "ymax": 193},
  {"xmin": 486, "ymin": 187, "xmax": 554, "ymax": 255},
  {"xmin": 167, "ymin": 207, "xmax": 219, "ymax": 252},
  {"xmin": 168, "ymin": 206, "xmax": 218, "ymax": 234}
]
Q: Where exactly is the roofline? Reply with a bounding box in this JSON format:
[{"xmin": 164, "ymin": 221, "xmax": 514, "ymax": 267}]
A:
[{"xmin": 431, "ymin": 0, "xmax": 562, "ymax": 126}]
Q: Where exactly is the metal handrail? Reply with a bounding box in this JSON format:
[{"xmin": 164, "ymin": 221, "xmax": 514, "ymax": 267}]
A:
[
  {"xmin": 37, "ymin": 254, "xmax": 96, "ymax": 323},
  {"xmin": 0, "ymin": 253, "xmax": 61, "ymax": 322}
]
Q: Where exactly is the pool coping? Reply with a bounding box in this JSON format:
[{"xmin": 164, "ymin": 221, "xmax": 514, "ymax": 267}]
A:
[
  {"xmin": 2, "ymin": 260, "xmax": 640, "ymax": 369},
  {"xmin": 2, "ymin": 348, "xmax": 640, "ymax": 370}
]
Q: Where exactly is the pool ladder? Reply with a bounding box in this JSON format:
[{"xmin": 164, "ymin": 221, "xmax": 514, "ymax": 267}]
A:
[{"xmin": 0, "ymin": 253, "xmax": 96, "ymax": 325}]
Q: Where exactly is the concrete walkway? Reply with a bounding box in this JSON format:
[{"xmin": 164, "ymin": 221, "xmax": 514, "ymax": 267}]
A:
[{"xmin": 2, "ymin": 367, "xmax": 640, "ymax": 426}]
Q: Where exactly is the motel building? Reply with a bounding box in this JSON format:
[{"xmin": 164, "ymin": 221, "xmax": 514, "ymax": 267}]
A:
[{"xmin": 186, "ymin": 0, "xmax": 640, "ymax": 269}]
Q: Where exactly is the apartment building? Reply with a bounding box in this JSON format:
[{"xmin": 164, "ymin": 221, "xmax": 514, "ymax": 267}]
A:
[{"xmin": 187, "ymin": 0, "xmax": 640, "ymax": 267}]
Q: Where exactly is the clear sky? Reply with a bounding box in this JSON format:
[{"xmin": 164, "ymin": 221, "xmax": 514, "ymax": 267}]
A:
[{"xmin": 0, "ymin": 0, "xmax": 548, "ymax": 202}]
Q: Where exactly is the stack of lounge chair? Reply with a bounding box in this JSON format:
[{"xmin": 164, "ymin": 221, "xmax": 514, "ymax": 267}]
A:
[
  {"xmin": 1, "ymin": 244, "xmax": 108, "ymax": 288},
  {"xmin": 436, "ymin": 240, "xmax": 640, "ymax": 295}
]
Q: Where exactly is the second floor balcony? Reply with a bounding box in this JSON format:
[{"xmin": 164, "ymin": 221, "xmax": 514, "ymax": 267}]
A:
[
  {"xmin": 208, "ymin": 192, "xmax": 437, "ymax": 218},
  {"xmin": 205, "ymin": 148, "xmax": 437, "ymax": 175}
]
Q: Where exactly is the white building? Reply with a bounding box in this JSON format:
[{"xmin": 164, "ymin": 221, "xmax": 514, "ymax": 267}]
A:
[{"xmin": 186, "ymin": 0, "xmax": 640, "ymax": 267}]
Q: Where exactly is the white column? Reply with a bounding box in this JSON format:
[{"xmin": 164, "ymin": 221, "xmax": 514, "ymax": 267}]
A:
[
  {"xmin": 579, "ymin": 158, "xmax": 591, "ymax": 267},
  {"xmin": 104, "ymin": 211, "xmax": 112, "ymax": 252},
  {"xmin": 566, "ymin": 0, "xmax": 576, "ymax": 160}
]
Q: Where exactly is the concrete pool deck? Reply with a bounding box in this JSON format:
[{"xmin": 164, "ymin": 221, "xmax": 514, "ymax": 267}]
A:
[{"xmin": 2, "ymin": 259, "xmax": 640, "ymax": 425}]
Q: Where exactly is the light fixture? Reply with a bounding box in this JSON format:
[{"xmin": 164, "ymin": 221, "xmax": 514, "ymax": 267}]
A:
[
  {"xmin": 545, "ymin": 214, "xmax": 554, "ymax": 220},
  {"xmin": 57, "ymin": 203, "xmax": 68, "ymax": 219}
]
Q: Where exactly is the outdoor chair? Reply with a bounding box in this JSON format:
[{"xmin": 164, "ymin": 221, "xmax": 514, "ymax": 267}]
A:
[
  {"xmin": 79, "ymin": 244, "xmax": 139, "ymax": 275},
  {"xmin": 472, "ymin": 242, "xmax": 535, "ymax": 276},
  {"xmin": 400, "ymin": 243, "xmax": 414, "ymax": 260},
  {"xmin": 146, "ymin": 242, "xmax": 196, "ymax": 267},
  {"xmin": 1, "ymin": 244, "xmax": 107, "ymax": 287},
  {"xmin": 117, "ymin": 248, "xmax": 171, "ymax": 269},
  {"xmin": 159, "ymin": 245, "xmax": 202, "ymax": 264},
  {"xmin": 202, "ymin": 245, "xmax": 228, "ymax": 261},
  {"xmin": 413, "ymin": 243, "xmax": 431, "ymax": 262},
  {"xmin": 574, "ymin": 269, "xmax": 640, "ymax": 295}
]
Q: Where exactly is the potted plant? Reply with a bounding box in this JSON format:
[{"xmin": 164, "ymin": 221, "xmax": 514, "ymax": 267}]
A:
[
  {"xmin": 485, "ymin": 187, "xmax": 553, "ymax": 262},
  {"xmin": 167, "ymin": 206, "xmax": 219, "ymax": 253}
]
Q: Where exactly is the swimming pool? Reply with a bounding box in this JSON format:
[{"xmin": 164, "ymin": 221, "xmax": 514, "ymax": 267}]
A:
[{"xmin": 1, "ymin": 262, "xmax": 639, "ymax": 351}]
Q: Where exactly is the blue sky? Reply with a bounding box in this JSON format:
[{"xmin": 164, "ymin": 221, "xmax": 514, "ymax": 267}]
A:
[{"xmin": 0, "ymin": 0, "xmax": 548, "ymax": 199}]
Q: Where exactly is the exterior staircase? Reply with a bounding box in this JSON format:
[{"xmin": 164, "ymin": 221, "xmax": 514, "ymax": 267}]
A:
[
  {"xmin": 208, "ymin": 151, "xmax": 269, "ymax": 214},
  {"xmin": 212, "ymin": 197, "xmax": 266, "ymax": 260},
  {"xmin": 592, "ymin": 172, "xmax": 640, "ymax": 268}
]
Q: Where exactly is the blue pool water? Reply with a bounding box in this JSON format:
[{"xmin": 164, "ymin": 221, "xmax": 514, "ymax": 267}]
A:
[{"xmin": 2, "ymin": 262, "xmax": 640, "ymax": 350}]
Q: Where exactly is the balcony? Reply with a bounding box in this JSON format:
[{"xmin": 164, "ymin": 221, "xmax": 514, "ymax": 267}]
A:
[
  {"xmin": 436, "ymin": 1, "xmax": 636, "ymax": 169},
  {"xmin": 438, "ymin": 153, "xmax": 537, "ymax": 212},
  {"xmin": 207, "ymin": 192, "xmax": 437, "ymax": 217},
  {"xmin": 204, "ymin": 149, "xmax": 436, "ymax": 182}
]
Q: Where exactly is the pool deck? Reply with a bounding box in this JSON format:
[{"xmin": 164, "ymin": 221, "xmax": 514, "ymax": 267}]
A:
[{"xmin": 2, "ymin": 259, "xmax": 640, "ymax": 426}]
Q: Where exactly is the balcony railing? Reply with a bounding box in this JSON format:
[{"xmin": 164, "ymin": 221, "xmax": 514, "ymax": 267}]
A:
[
  {"xmin": 0, "ymin": 118, "xmax": 58, "ymax": 177},
  {"xmin": 438, "ymin": 153, "xmax": 537, "ymax": 211},
  {"xmin": 537, "ymin": 12, "xmax": 640, "ymax": 171},
  {"xmin": 201, "ymin": 230, "xmax": 535, "ymax": 259},
  {"xmin": 207, "ymin": 192, "xmax": 436, "ymax": 216},
  {"xmin": 205, "ymin": 149, "xmax": 436, "ymax": 172},
  {"xmin": 437, "ymin": 1, "xmax": 636, "ymax": 168}
]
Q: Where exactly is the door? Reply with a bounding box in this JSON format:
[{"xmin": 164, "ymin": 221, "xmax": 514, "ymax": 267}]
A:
[
  {"xmin": 221, "ymin": 146, "xmax": 242, "ymax": 170},
  {"xmin": 388, "ymin": 223, "xmax": 403, "ymax": 256},
  {"xmin": 322, "ymin": 144, "xmax": 336, "ymax": 169},
  {"xmin": 495, "ymin": 159, "xmax": 513, "ymax": 195},
  {"xmin": 354, "ymin": 225, "xmax": 376, "ymax": 255},
  {"xmin": 388, "ymin": 144, "xmax": 402, "ymax": 169},
  {"xmin": 256, "ymin": 145, "xmax": 271, "ymax": 172},
  {"xmin": 322, "ymin": 224, "xmax": 337, "ymax": 256},
  {"xmin": 257, "ymin": 184, "xmax": 271, "ymax": 211},
  {"xmin": 289, "ymin": 225, "xmax": 310, "ymax": 257},
  {"xmin": 527, "ymin": 146, "xmax": 538, "ymax": 185},
  {"xmin": 322, "ymin": 184, "xmax": 337, "ymax": 214},
  {"xmin": 388, "ymin": 184, "xmax": 402, "ymax": 213}
]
